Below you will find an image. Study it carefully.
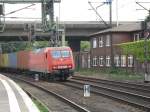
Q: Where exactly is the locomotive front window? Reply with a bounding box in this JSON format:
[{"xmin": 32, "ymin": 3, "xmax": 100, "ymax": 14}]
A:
[
  {"xmin": 52, "ymin": 51, "xmax": 61, "ymax": 58},
  {"xmin": 61, "ymin": 51, "xmax": 70, "ymax": 57}
]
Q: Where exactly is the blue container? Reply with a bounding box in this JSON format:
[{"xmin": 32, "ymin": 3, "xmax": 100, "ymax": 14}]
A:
[{"xmin": 8, "ymin": 53, "xmax": 17, "ymax": 69}]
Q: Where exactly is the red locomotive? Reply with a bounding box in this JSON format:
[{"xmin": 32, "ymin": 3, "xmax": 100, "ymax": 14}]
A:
[{"xmin": 0, "ymin": 47, "xmax": 75, "ymax": 80}]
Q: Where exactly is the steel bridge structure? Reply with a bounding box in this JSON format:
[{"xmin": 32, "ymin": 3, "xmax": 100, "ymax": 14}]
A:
[{"xmin": 0, "ymin": 0, "xmax": 61, "ymax": 46}]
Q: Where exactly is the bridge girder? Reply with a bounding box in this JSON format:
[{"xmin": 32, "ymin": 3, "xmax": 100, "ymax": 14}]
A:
[{"xmin": 0, "ymin": 0, "xmax": 60, "ymax": 3}]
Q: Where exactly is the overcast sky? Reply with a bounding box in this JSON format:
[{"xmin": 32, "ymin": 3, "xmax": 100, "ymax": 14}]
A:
[{"xmin": 4, "ymin": 0, "xmax": 150, "ymax": 21}]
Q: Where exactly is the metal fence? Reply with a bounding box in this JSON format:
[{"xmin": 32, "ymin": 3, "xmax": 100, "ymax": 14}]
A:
[{"xmin": 73, "ymin": 51, "xmax": 150, "ymax": 75}]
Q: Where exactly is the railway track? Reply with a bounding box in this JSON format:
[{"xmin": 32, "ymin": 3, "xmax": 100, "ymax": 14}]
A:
[
  {"xmin": 61, "ymin": 75, "xmax": 150, "ymax": 111},
  {"xmin": 6, "ymin": 74, "xmax": 90, "ymax": 112},
  {"xmin": 72, "ymin": 76, "xmax": 150, "ymax": 92},
  {"xmin": 72, "ymin": 76, "xmax": 150, "ymax": 97},
  {"xmin": 23, "ymin": 89, "xmax": 51, "ymax": 112},
  {"xmin": 1, "ymin": 72, "xmax": 145, "ymax": 112}
]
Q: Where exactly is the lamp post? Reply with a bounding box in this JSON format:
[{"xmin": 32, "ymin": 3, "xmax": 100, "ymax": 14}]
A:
[
  {"xmin": 136, "ymin": 2, "xmax": 150, "ymax": 82},
  {"xmin": 144, "ymin": 30, "xmax": 149, "ymax": 82},
  {"xmin": 142, "ymin": 20, "xmax": 150, "ymax": 83},
  {"xmin": 144, "ymin": 21, "xmax": 150, "ymax": 82},
  {"xmin": 108, "ymin": 0, "xmax": 114, "ymax": 68}
]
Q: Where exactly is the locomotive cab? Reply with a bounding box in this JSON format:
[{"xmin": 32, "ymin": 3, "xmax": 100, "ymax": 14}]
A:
[{"xmin": 46, "ymin": 47, "xmax": 74, "ymax": 80}]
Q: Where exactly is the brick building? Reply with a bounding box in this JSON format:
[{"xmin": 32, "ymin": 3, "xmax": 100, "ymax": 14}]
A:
[{"xmin": 89, "ymin": 22, "xmax": 146, "ymax": 71}]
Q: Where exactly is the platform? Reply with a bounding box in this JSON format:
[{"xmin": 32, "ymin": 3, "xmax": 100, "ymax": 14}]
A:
[{"xmin": 0, "ymin": 73, "xmax": 40, "ymax": 112}]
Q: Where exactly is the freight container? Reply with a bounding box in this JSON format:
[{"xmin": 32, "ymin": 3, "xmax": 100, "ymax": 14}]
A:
[
  {"xmin": 17, "ymin": 51, "xmax": 30, "ymax": 70},
  {"xmin": 28, "ymin": 49, "xmax": 48, "ymax": 73},
  {"xmin": 2, "ymin": 54, "xmax": 9, "ymax": 67},
  {"xmin": 8, "ymin": 53, "xmax": 17, "ymax": 69},
  {"xmin": 0, "ymin": 54, "xmax": 2, "ymax": 67}
]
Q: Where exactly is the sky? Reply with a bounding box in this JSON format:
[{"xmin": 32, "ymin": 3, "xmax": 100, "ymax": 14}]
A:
[{"xmin": 3, "ymin": 0, "xmax": 150, "ymax": 22}]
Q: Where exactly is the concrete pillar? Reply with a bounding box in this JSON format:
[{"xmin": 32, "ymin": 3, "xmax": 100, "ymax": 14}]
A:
[{"xmin": 68, "ymin": 39, "xmax": 80, "ymax": 52}]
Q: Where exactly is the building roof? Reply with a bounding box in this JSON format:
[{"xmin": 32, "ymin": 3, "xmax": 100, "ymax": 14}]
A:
[{"xmin": 90, "ymin": 22, "xmax": 142, "ymax": 36}]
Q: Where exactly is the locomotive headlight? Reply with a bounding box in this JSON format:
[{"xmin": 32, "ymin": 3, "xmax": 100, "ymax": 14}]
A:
[
  {"xmin": 52, "ymin": 66, "xmax": 57, "ymax": 69},
  {"xmin": 68, "ymin": 65, "xmax": 72, "ymax": 68}
]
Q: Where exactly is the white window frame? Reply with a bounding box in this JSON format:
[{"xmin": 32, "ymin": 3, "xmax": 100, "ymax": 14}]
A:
[
  {"xmin": 99, "ymin": 36, "xmax": 103, "ymax": 47},
  {"xmin": 92, "ymin": 56, "xmax": 97, "ymax": 67},
  {"xmin": 93, "ymin": 38, "xmax": 97, "ymax": 48},
  {"xmin": 88, "ymin": 55, "xmax": 91, "ymax": 68},
  {"xmin": 128, "ymin": 55, "xmax": 133, "ymax": 67},
  {"xmin": 106, "ymin": 56, "xmax": 110, "ymax": 67},
  {"xmin": 134, "ymin": 33, "xmax": 140, "ymax": 41},
  {"xmin": 114, "ymin": 55, "xmax": 120, "ymax": 67},
  {"xmin": 99, "ymin": 56, "xmax": 104, "ymax": 66},
  {"xmin": 81, "ymin": 55, "xmax": 85, "ymax": 68},
  {"xmin": 106, "ymin": 35, "xmax": 111, "ymax": 46},
  {"xmin": 121, "ymin": 55, "xmax": 126, "ymax": 67}
]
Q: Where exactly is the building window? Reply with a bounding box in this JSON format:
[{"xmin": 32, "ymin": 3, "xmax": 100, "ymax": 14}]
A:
[
  {"xmin": 92, "ymin": 56, "xmax": 97, "ymax": 66},
  {"xmin": 88, "ymin": 55, "xmax": 91, "ymax": 68},
  {"xmin": 81, "ymin": 55, "xmax": 85, "ymax": 68},
  {"xmin": 114, "ymin": 55, "xmax": 120, "ymax": 67},
  {"xmin": 93, "ymin": 38, "xmax": 97, "ymax": 48},
  {"xmin": 106, "ymin": 56, "xmax": 110, "ymax": 67},
  {"xmin": 128, "ymin": 55, "xmax": 133, "ymax": 67},
  {"xmin": 121, "ymin": 55, "xmax": 126, "ymax": 67},
  {"xmin": 99, "ymin": 56, "xmax": 104, "ymax": 66},
  {"xmin": 106, "ymin": 35, "xmax": 111, "ymax": 46},
  {"xmin": 99, "ymin": 36, "xmax": 103, "ymax": 47},
  {"xmin": 134, "ymin": 33, "xmax": 140, "ymax": 41}
]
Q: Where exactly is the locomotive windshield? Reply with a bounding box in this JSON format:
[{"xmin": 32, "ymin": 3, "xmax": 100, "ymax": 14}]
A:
[
  {"xmin": 51, "ymin": 50, "xmax": 70, "ymax": 58},
  {"xmin": 52, "ymin": 51, "xmax": 61, "ymax": 58},
  {"xmin": 61, "ymin": 51, "xmax": 70, "ymax": 57}
]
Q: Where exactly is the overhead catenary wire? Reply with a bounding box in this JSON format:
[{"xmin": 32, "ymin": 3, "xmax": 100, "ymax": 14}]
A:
[
  {"xmin": 135, "ymin": 1, "xmax": 150, "ymax": 20},
  {"xmin": 136, "ymin": 2, "xmax": 149, "ymax": 11},
  {"xmin": 88, "ymin": 1, "xmax": 109, "ymax": 27},
  {"xmin": 1, "ymin": 1, "xmax": 59, "ymax": 47},
  {"xmin": 5, "ymin": 4, "xmax": 36, "ymax": 16},
  {"xmin": 5, "ymin": 16, "xmax": 41, "ymax": 19}
]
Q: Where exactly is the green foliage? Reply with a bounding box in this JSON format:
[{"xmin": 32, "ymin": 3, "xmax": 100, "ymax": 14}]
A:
[
  {"xmin": 0, "ymin": 41, "xmax": 50, "ymax": 53},
  {"xmin": 1, "ymin": 42, "xmax": 29, "ymax": 53},
  {"xmin": 118, "ymin": 40, "xmax": 150, "ymax": 62},
  {"xmin": 145, "ymin": 15, "xmax": 150, "ymax": 22},
  {"xmin": 33, "ymin": 99, "xmax": 49, "ymax": 112},
  {"xmin": 76, "ymin": 68, "xmax": 144, "ymax": 81},
  {"xmin": 80, "ymin": 41, "xmax": 90, "ymax": 51},
  {"xmin": 32, "ymin": 41, "xmax": 49, "ymax": 49}
]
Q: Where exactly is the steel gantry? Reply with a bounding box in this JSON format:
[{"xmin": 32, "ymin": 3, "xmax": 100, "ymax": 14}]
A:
[
  {"xmin": 0, "ymin": 0, "xmax": 60, "ymax": 3},
  {"xmin": 0, "ymin": 0, "xmax": 61, "ymax": 47}
]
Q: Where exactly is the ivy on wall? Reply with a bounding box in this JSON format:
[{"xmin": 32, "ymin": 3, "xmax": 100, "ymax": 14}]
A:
[{"xmin": 118, "ymin": 40, "xmax": 150, "ymax": 62}]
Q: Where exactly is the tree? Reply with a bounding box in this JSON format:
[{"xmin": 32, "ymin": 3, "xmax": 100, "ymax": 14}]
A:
[
  {"xmin": 80, "ymin": 41, "xmax": 90, "ymax": 51},
  {"xmin": 1, "ymin": 42, "xmax": 29, "ymax": 53},
  {"xmin": 145, "ymin": 14, "xmax": 150, "ymax": 22},
  {"xmin": 0, "ymin": 41, "xmax": 49, "ymax": 53},
  {"xmin": 118, "ymin": 40, "xmax": 150, "ymax": 62},
  {"xmin": 118, "ymin": 14, "xmax": 150, "ymax": 62}
]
